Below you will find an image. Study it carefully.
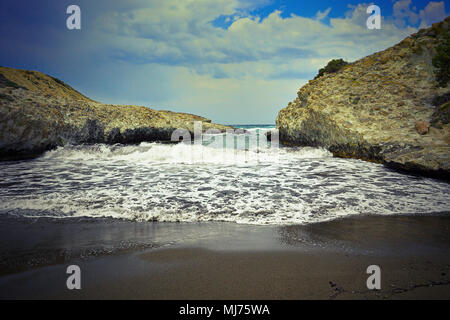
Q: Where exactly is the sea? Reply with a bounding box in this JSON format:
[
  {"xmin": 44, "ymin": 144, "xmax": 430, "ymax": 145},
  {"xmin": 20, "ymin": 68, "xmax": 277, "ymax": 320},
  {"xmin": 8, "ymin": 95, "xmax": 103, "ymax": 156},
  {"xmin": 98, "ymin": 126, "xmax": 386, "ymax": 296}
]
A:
[{"xmin": 0, "ymin": 124, "xmax": 449, "ymax": 225}]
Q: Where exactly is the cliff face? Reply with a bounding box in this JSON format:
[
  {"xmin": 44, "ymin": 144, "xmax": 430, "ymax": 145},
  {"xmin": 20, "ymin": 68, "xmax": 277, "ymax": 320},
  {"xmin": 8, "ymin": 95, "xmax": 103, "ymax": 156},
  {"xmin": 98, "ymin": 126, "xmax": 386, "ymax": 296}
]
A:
[
  {"xmin": 0, "ymin": 66, "xmax": 231, "ymax": 160},
  {"xmin": 277, "ymin": 17, "xmax": 450, "ymax": 179}
]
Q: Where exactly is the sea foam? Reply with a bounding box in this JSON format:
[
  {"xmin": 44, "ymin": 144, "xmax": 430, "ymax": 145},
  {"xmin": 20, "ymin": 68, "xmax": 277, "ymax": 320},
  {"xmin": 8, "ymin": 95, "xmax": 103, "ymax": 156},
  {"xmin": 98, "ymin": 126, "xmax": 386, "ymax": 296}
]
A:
[{"xmin": 0, "ymin": 130, "xmax": 449, "ymax": 225}]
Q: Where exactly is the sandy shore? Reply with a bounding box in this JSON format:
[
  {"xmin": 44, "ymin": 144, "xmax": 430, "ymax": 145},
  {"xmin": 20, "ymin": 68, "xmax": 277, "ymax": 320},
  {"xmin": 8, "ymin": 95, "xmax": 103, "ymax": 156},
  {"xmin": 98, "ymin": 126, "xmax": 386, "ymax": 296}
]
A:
[{"xmin": 1, "ymin": 214, "xmax": 450, "ymax": 299}]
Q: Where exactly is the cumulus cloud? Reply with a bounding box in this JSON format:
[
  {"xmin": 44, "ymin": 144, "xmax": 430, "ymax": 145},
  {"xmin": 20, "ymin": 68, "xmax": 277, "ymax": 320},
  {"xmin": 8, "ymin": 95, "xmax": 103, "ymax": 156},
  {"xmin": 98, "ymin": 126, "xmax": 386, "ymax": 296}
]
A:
[
  {"xmin": 94, "ymin": 1, "xmax": 418, "ymax": 81},
  {"xmin": 419, "ymin": 1, "xmax": 447, "ymax": 27},
  {"xmin": 393, "ymin": 0, "xmax": 420, "ymax": 27},
  {"xmin": 393, "ymin": 0, "xmax": 447, "ymax": 28}
]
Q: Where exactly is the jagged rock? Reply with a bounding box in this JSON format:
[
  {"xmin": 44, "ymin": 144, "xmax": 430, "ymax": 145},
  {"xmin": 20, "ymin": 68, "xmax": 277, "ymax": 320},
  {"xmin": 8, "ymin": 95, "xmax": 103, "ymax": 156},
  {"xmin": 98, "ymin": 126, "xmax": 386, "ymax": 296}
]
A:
[
  {"xmin": 276, "ymin": 17, "xmax": 450, "ymax": 180},
  {"xmin": 0, "ymin": 66, "xmax": 231, "ymax": 160}
]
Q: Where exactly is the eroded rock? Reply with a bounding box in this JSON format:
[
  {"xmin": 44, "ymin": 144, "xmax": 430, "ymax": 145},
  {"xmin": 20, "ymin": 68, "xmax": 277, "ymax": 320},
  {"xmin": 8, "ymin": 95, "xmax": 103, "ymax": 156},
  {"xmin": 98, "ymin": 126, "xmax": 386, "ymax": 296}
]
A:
[
  {"xmin": 0, "ymin": 66, "xmax": 232, "ymax": 160},
  {"xmin": 276, "ymin": 17, "xmax": 450, "ymax": 180}
]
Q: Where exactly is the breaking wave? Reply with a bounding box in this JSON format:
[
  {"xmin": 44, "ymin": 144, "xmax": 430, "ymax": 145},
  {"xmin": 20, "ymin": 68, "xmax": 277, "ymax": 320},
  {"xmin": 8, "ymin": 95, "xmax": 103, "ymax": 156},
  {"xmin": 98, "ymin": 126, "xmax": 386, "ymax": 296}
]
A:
[{"xmin": 0, "ymin": 128, "xmax": 449, "ymax": 225}]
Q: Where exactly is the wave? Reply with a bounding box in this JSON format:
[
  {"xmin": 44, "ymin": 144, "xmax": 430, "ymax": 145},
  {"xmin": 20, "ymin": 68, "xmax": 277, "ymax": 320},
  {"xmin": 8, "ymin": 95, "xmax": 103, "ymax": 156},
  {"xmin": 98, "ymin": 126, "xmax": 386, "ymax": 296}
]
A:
[
  {"xmin": 0, "ymin": 141, "xmax": 448, "ymax": 225},
  {"xmin": 40, "ymin": 142, "xmax": 332, "ymax": 165}
]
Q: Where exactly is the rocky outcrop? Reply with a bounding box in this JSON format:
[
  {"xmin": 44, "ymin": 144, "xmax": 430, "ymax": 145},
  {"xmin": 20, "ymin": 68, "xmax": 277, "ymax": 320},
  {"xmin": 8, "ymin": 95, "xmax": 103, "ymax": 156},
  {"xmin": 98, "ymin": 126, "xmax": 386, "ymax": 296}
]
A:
[
  {"xmin": 277, "ymin": 17, "xmax": 450, "ymax": 180},
  {"xmin": 0, "ymin": 66, "xmax": 231, "ymax": 160}
]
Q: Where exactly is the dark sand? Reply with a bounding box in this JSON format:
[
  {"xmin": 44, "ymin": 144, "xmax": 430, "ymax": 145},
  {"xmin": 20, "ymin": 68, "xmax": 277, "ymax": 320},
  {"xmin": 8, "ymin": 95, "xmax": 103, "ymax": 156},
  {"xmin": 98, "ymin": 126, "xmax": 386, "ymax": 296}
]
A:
[{"xmin": 1, "ymin": 214, "xmax": 450, "ymax": 299}]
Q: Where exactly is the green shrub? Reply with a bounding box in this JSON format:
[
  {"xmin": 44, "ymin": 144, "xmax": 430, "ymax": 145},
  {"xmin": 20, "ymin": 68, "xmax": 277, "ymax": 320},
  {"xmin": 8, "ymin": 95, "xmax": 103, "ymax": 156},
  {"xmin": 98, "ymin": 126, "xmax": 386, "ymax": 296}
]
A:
[
  {"xmin": 432, "ymin": 33, "xmax": 450, "ymax": 87},
  {"xmin": 314, "ymin": 59, "xmax": 348, "ymax": 79}
]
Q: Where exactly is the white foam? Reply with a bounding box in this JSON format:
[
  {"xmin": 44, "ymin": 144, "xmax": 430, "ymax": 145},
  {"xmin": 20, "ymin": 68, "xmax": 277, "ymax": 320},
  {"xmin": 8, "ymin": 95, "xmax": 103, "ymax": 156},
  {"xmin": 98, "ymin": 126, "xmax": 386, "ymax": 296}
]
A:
[
  {"xmin": 1, "ymin": 140, "xmax": 449, "ymax": 225},
  {"xmin": 41, "ymin": 140, "xmax": 332, "ymax": 165}
]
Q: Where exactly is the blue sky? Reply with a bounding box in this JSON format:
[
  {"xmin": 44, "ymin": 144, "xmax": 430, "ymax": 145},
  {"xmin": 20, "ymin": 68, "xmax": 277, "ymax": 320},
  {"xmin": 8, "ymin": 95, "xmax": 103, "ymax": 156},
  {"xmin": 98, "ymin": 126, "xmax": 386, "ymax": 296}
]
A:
[{"xmin": 0, "ymin": 0, "xmax": 448, "ymax": 124}]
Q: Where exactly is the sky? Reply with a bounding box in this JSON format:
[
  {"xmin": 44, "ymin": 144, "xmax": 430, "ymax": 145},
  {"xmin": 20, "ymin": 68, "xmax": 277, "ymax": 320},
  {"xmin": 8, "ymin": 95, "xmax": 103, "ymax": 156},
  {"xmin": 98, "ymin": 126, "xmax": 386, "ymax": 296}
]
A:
[{"xmin": 0, "ymin": 1, "xmax": 448, "ymax": 124}]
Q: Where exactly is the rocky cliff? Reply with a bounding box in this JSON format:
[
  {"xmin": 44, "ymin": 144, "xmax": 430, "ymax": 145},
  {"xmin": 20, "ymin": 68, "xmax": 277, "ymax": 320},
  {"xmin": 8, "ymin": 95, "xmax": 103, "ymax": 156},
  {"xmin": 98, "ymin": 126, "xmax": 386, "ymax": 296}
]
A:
[
  {"xmin": 0, "ymin": 66, "xmax": 231, "ymax": 160},
  {"xmin": 277, "ymin": 17, "xmax": 450, "ymax": 179}
]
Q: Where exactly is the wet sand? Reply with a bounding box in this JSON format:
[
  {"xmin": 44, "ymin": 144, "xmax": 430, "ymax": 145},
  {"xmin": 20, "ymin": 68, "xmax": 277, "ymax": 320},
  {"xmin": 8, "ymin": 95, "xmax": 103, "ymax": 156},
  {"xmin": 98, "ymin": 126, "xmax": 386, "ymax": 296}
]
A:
[{"xmin": 1, "ymin": 214, "xmax": 450, "ymax": 299}]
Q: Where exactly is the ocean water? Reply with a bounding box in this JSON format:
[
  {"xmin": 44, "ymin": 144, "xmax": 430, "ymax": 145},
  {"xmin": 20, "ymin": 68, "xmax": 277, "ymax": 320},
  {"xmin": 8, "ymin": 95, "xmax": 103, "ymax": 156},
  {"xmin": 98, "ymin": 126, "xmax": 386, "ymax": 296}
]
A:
[{"xmin": 0, "ymin": 125, "xmax": 449, "ymax": 225}]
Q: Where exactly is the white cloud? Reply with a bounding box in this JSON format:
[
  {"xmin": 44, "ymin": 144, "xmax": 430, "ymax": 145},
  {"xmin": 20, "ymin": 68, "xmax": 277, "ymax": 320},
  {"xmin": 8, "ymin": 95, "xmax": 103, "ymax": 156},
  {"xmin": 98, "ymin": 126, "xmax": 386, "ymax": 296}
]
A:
[
  {"xmin": 393, "ymin": 0, "xmax": 447, "ymax": 28},
  {"xmin": 419, "ymin": 1, "xmax": 447, "ymax": 27},
  {"xmin": 94, "ymin": 2, "xmax": 417, "ymax": 80},
  {"xmin": 393, "ymin": 0, "xmax": 420, "ymax": 27},
  {"xmin": 316, "ymin": 7, "xmax": 332, "ymax": 20}
]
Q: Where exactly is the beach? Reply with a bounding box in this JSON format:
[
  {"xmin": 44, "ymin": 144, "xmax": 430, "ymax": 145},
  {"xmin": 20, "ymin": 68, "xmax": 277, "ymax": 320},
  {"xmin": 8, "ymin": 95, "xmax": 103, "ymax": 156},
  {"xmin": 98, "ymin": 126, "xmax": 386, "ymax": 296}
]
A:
[
  {"xmin": 1, "ymin": 214, "xmax": 450, "ymax": 300},
  {"xmin": 0, "ymin": 131, "xmax": 449, "ymax": 300},
  {"xmin": 1, "ymin": 1, "xmax": 450, "ymax": 304}
]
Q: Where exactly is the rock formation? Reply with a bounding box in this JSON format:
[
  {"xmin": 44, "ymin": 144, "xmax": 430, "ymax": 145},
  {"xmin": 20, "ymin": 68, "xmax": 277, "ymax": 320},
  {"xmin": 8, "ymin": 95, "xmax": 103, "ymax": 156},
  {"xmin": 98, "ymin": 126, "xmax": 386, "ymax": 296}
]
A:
[
  {"xmin": 0, "ymin": 66, "xmax": 231, "ymax": 160},
  {"xmin": 277, "ymin": 17, "xmax": 450, "ymax": 179}
]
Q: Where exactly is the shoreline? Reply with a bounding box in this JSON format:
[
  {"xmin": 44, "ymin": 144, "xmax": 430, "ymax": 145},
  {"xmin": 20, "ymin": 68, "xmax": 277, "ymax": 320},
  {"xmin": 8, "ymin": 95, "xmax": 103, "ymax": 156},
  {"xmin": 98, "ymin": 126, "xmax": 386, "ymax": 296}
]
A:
[{"xmin": 1, "ymin": 214, "xmax": 450, "ymax": 299}]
